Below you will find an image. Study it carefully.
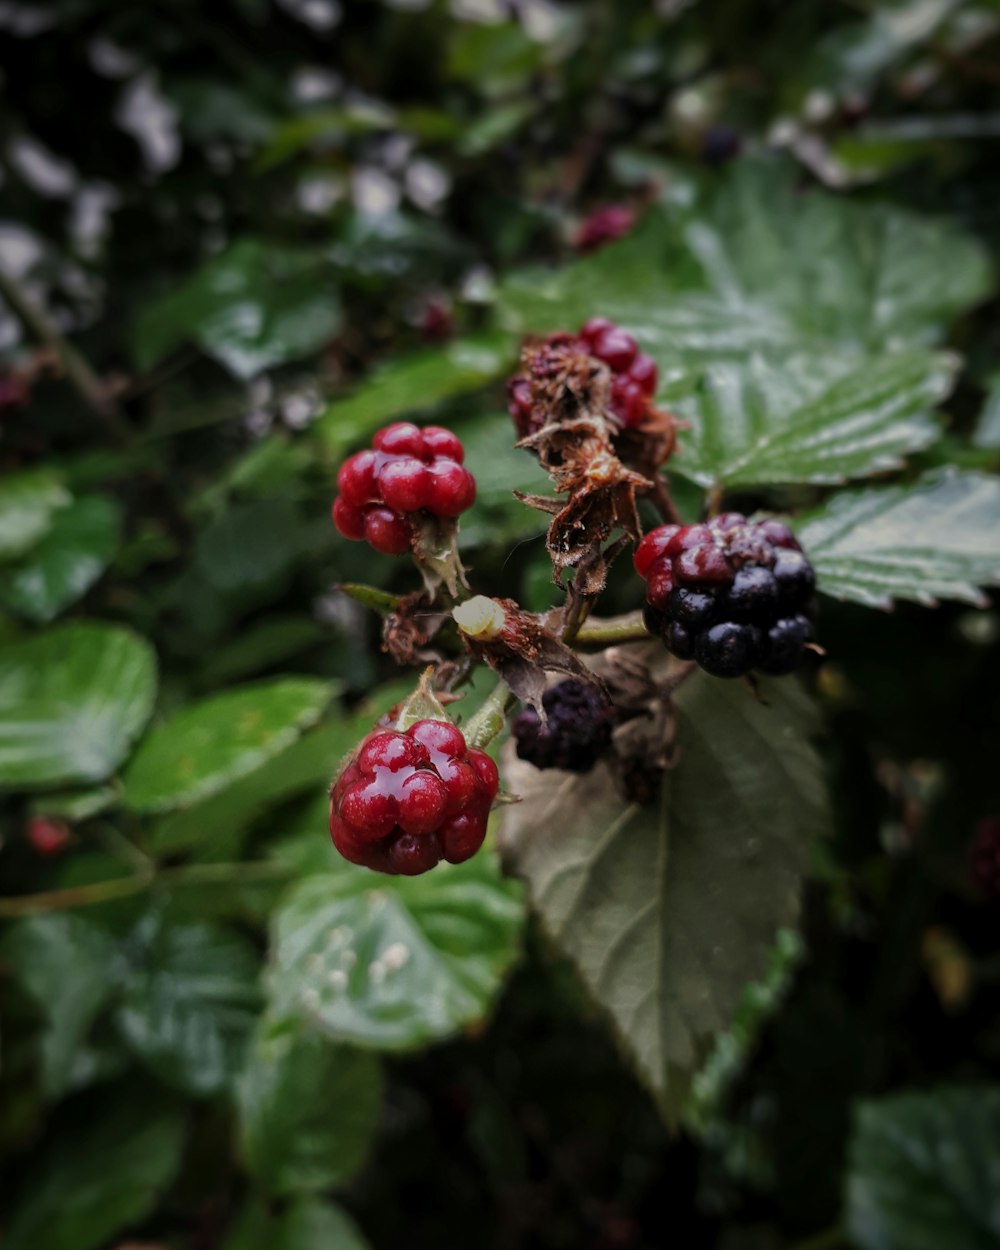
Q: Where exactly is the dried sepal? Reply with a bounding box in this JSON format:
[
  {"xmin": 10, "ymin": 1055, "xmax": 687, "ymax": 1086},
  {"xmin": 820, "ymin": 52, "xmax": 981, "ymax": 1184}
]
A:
[{"xmin": 410, "ymin": 515, "xmax": 469, "ymax": 599}]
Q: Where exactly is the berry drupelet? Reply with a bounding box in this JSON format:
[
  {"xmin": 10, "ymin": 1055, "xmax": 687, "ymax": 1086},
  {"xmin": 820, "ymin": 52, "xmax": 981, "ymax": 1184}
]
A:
[
  {"xmin": 330, "ymin": 718, "xmax": 500, "ymax": 875},
  {"xmin": 507, "ymin": 318, "xmax": 658, "ymax": 436},
  {"xmin": 512, "ymin": 679, "xmax": 616, "ymax": 773},
  {"xmin": 332, "ymin": 422, "xmax": 476, "ymax": 555},
  {"xmin": 636, "ymin": 514, "xmax": 817, "ymax": 679}
]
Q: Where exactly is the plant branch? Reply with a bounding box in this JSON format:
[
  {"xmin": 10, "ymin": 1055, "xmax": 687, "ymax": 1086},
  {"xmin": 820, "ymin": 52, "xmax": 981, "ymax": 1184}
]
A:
[
  {"xmin": 0, "ymin": 262, "xmax": 131, "ymax": 443},
  {"xmin": 0, "ymin": 860, "xmax": 293, "ymax": 918},
  {"xmin": 573, "ymin": 612, "xmax": 651, "ymax": 647}
]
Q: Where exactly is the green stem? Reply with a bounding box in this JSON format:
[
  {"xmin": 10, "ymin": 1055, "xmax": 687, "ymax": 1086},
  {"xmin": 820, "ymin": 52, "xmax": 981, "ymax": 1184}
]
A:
[
  {"xmin": 0, "ymin": 262, "xmax": 132, "ymax": 443},
  {"xmin": 573, "ymin": 612, "xmax": 651, "ymax": 647},
  {"xmin": 0, "ymin": 860, "xmax": 292, "ymax": 919},
  {"xmin": 463, "ymin": 679, "xmax": 516, "ymax": 749},
  {"xmin": 337, "ymin": 583, "xmax": 403, "ymax": 616}
]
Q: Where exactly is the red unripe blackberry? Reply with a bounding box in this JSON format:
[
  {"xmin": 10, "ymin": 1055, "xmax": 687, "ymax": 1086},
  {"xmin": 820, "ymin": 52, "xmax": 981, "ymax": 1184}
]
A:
[
  {"xmin": 637, "ymin": 515, "xmax": 817, "ymax": 678},
  {"xmin": 332, "ymin": 422, "xmax": 476, "ymax": 555},
  {"xmin": 26, "ymin": 817, "xmax": 71, "ymax": 857},
  {"xmin": 512, "ymin": 680, "xmax": 616, "ymax": 773},
  {"xmin": 591, "ymin": 327, "xmax": 638, "ymax": 373},
  {"xmin": 329, "ymin": 719, "xmax": 499, "ymax": 875},
  {"xmin": 574, "ymin": 205, "xmax": 635, "ymax": 254}
]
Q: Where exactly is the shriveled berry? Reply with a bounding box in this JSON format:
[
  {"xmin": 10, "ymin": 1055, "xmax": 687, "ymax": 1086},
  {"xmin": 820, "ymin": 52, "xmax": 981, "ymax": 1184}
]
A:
[
  {"xmin": 512, "ymin": 679, "xmax": 615, "ymax": 773},
  {"xmin": 363, "ymin": 507, "xmax": 411, "ymax": 555},
  {"xmin": 695, "ymin": 622, "xmax": 763, "ymax": 678}
]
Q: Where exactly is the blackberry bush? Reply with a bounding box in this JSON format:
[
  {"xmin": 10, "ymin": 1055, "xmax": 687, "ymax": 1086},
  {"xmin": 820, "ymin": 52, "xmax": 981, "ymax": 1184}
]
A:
[{"xmin": 636, "ymin": 514, "xmax": 816, "ymax": 679}]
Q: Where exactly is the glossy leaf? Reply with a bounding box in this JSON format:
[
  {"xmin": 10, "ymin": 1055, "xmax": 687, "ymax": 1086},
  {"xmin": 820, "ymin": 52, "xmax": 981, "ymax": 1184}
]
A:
[
  {"xmin": 1, "ymin": 1092, "xmax": 185, "ymax": 1250},
  {"xmin": 266, "ymin": 854, "xmax": 524, "ymax": 1050},
  {"xmin": 239, "ymin": 1019, "xmax": 382, "ymax": 1194},
  {"xmin": 0, "ymin": 622, "xmax": 157, "ymax": 789},
  {"xmin": 673, "ymin": 352, "xmax": 952, "ymax": 488},
  {"xmin": 1, "ymin": 914, "xmax": 121, "ymax": 1095},
  {"xmin": 122, "ymin": 676, "xmax": 333, "ymax": 814},
  {"xmin": 498, "ymin": 670, "xmax": 831, "ymax": 1118},
  {"xmin": 797, "ymin": 470, "xmax": 1000, "ymax": 608},
  {"xmin": 315, "ymin": 332, "xmax": 517, "ymax": 453},
  {"xmin": 847, "ymin": 1086, "xmax": 1000, "ymax": 1250},
  {"xmin": 117, "ymin": 920, "xmax": 261, "ymax": 1095},
  {"xmin": 135, "ymin": 238, "xmax": 343, "ymax": 379},
  {"xmin": 0, "ymin": 495, "xmax": 121, "ymax": 622},
  {"xmin": 498, "ymin": 162, "xmax": 991, "ymax": 363},
  {"xmin": 0, "ymin": 467, "xmax": 70, "ymax": 560}
]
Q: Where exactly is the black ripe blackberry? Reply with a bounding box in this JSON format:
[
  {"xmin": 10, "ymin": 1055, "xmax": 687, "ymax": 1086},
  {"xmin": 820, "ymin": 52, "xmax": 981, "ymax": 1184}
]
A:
[
  {"xmin": 634, "ymin": 514, "xmax": 817, "ymax": 679},
  {"xmin": 512, "ymin": 680, "xmax": 616, "ymax": 773}
]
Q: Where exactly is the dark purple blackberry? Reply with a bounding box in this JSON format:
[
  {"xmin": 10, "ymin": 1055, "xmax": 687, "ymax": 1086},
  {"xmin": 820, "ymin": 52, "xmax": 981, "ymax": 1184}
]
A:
[
  {"xmin": 636, "ymin": 514, "xmax": 818, "ymax": 679},
  {"xmin": 972, "ymin": 818, "xmax": 1000, "ymax": 900},
  {"xmin": 512, "ymin": 680, "xmax": 616, "ymax": 773}
]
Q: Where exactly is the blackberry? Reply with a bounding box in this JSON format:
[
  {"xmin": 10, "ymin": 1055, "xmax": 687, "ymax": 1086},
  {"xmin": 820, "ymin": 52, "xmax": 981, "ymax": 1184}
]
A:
[
  {"xmin": 329, "ymin": 719, "xmax": 499, "ymax": 875},
  {"xmin": 512, "ymin": 679, "xmax": 616, "ymax": 773},
  {"xmin": 636, "ymin": 514, "xmax": 817, "ymax": 678}
]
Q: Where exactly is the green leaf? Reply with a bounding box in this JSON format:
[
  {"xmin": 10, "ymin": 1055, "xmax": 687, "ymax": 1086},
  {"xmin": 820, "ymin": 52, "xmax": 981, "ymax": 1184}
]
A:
[
  {"xmin": 1, "ymin": 1091, "xmax": 185, "ymax": 1250},
  {"xmin": 0, "ymin": 468, "xmax": 70, "ymax": 560},
  {"xmin": 135, "ymin": 238, "xmax": 342, "ymax": 379},
  {"xmin": 498, "ymin": 670, "xmax": 831, "ymax": 1118},
  {"xmin": 847, "ymin": 1086, "xmax": 1000, "ymax": 1250},
  {"xmin": 972, "ymin": 371, "xmax": 1000, "ymax": 451},
  {"xmin": 1, "ymin": 914, "xmax": 121, "ymax": 1096},
  {"xmin": 122, "ymin": 676, "xmax": 333, "ymax": 814},
  {"xmin": 117, "ymin": 919, "xmax": 261, "ymax": 1095},
  {"xmin": 0, "ymin": 622, "xmax": 157, "ymax": 789},
  {"xmin": 0, "ymin": 495, "xmax": 121, "ymax": 622},
  {"xmin": 673, "ymin": 352, "xmax": 952, "ymax": 488},
  {"xmin": 797, "ymin": 469, "xmax": 1000, "ymax": 609},
  {"xmin": 266, "ymin": 854, "xmax": 524, "ymax": 1050},
  {"xmin": 498, "ymin": 162, "xmax": 991, "ymax": 362},
  {"xmin": 239, "ymin": 1018, "xmax": 382, "ymax": 1195},
  {"xmin": 223, "ymin": 1198, "xmax": 372, "ymax": 1250},
  {"xmin": 194, "ymin": 500, "xmax": 318, "ymax": 595},
  {"xmin": 314, "ymin": 332, "xmax": 517, "ymax": 453}
]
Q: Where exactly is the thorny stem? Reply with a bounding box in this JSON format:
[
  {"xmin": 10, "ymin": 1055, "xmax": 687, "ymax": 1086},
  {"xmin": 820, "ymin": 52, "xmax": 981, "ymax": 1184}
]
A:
[
  {"xmin": 0, "ymin": 860, "xmax": 293, "ymax": 919},
  {"xmin": 560, "ymin": 589, "xmax": 594, "ymax": 646},
  {"xmin": 0, "ymin": 262, "xmax": 132, "ymax": 444}
]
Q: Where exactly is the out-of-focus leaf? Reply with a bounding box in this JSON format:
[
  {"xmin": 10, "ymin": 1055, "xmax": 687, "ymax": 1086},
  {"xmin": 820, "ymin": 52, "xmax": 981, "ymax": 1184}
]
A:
[
  {"xmin": 0, "ymin": 622, "xmax": 157, "ymax": 789},
  {"xmin": 30, "ymin": 783, "xmax": 118, "ymax": 821},
  {"xmin": 1, "ymin": 1092, "xmax": 185, "ymax": 1250},
  {"xmin": 135, "ymin": 239, "xmax": 342, "ymax": 379},
  {"xmin": 673, "ymin": 352, "xmax": 951, "ymax": 488},
  {"xmin": 266, "ymin": 854, "xmax": 524, "ymax": 1050},
  {"xmin": 117, "ymin": 919, "xmax": 261, "ymax": 1095},
  {"xmin": 1, "ymin": 914, "xmax": 121, "ymax": 1095},
  {"xmin": 196, "ymin": 615, "xmax": 327, "ymax": 687},
  {"xmin": 0, "ymin": 495, "xmax": 121, "ymax": 621},
  {"xmin": 0, "ymin": 468, "xmax": 70, "ymax": 560},
  {"xmin": 972, "ymin": 371, "xmax": 1000, "ymax": 450},
  {"xmin": 122, "ymin": 677, "xmax": 333, "ymax": 814},
  {"xmin": 498, "ymin": 161, "xmax": 991, "ymax": 372},
  {"xmin": 194, "ymin": 500, "xmax": 318, "ymax": 594},
  {"xmin": 499, "ymin": 669, "xmax": 830, "ymax": 1119},
  {"xmin": 797, "ymin": 470, "xmax": 1000, "ymax": 608},
  {"xmin": 315, "ymin": 333, "xmax": 516, "ymax": 453},
  {"xmin": 239, "ymin": 1018, "xmax": 382, "ymax": 1194},
  {"xmin": 222, "ymin": 1198, "xmax": 372, "ymax": 1250},
  {"xmin": 847, "ymin": 1086, "xmax": 1000, "ymax": 1250}
]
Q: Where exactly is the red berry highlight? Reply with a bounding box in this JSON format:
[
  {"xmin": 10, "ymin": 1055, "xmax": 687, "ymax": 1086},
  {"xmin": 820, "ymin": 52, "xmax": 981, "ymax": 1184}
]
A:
[{"xmin": 26, "ymin": 817, "xmax": 71, "ymax": 857}]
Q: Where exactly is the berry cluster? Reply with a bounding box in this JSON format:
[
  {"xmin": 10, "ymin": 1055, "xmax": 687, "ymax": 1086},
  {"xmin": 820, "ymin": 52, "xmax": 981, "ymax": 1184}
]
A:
[
  {"xmin": 972, "ymin": 818, "xmax": 1000, "ymax": 900},
  {"xmin": 636, "ymin": 514, "xmax": 816, "ymax": 679},
  {"xmin": 332, "ymin": 422, "xmax": 476, "ymax": 555},
  {"xmin": 507, "ymin": 317, "xmax": 658, "ymax": 436},
  {"xmin": 330, "ymin": 718, "xmax": 499, "ymax": 875},
  {"xmin": 512, "ymin": 679, "xmax": 616, "ymax": 773}
]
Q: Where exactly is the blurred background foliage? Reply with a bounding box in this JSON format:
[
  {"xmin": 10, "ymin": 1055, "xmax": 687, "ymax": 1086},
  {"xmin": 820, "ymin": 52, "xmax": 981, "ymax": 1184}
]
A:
[{"xmin": 1, "ymin": 1, "xmax": 999, "ymax": 1248}]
